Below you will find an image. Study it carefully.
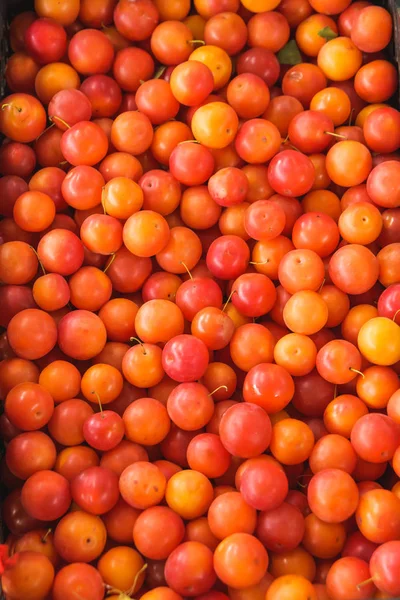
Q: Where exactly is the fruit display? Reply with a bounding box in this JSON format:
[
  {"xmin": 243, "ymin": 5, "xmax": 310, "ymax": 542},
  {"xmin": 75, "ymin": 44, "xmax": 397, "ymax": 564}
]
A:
[{"xmin": 0, "ymin": 0, "xmax": 400, "ymax": 598}]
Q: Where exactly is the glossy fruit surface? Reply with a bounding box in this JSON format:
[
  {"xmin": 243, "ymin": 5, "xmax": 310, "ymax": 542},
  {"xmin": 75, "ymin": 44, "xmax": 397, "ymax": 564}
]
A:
[{"xmin": 1, "ymin": 3, "xmax": 400, "ymax": 598}]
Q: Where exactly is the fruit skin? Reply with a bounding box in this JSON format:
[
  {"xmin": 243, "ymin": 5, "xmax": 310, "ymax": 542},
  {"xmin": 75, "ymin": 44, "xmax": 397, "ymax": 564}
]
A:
[
  {"xmin": 2, "ymin": 2, "xmax": 400, "ymax": 598},
  {"xmin": 21, "ymin": 470, "xmax": 71, "ymax": 521},
  {"xmin": 162, "ymin": 335, "xmax": 209, "ymax": 382},
  {"xmin": 0, "ymin": 93, "xmax": 47, "ymax": 142},
  {"xmin": 358, "ymin": 317, "xmax": 400, "ymax": 366},
  {"xmin": 268, "ymin": 150, "xmax": 316, "ymax": 197},
  {"xmin": 24, "ymin": 18, "xmax": 67, "ymax": 65}
]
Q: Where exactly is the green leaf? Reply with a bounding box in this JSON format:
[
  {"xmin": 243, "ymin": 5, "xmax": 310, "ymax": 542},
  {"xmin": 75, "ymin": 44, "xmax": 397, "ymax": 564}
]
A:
[
  {"xmin": 318, "ymin": 26, "xmax": 338, "ymax": 40},
  {"xmin": 277, "ymin": 40, "xmax": 302, "ymax": 66}
]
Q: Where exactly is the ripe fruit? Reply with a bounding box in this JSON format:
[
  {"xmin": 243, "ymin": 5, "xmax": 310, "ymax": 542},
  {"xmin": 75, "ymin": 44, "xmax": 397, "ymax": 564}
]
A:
[{"xmin": 1, "ymin": 2, "xmax": 400, "ymax": 597}]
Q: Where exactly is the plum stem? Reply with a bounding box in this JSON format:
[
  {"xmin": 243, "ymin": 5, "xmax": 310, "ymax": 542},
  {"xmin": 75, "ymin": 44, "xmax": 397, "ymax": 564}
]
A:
[
  {"xmin": 35, "ymin": 122, "xmax": 55, "ymax": 142},
  {"xmin": 130, "ymin": 337, "xmax": 146, "ymax": 355},
  {"xmin": 91, "ymin": 391, "xmax": 104, "ymax": 415},
  {"xmin": 297, "ymin": 473, "xmax": 313, "ymax": 488},
  {"xmin": 222, "ymin": 289, "xmax": 237, "ymax": 312},
  {"xmin": 50, "ymin": 115, "xmax": 71, "ymax": 129},
  {"xmin": 105, "ymin": 587, "xmax": 132, "ymax": 599},
  {"xmin": 101, "ymin": 187, "xmax": 107, "ymax": 215},
  {"xmin": 180, "ymin": 261, "xmax": 193, "ymax": 279},
  {"xmin": 127, "ymin": 563, "xmax": 147, "ymax": 596},
  {"xmin": 187, "ymin": 39, "xmax": 205, "ymax": 45},
  {"xmin": 105, "ymin": 563, "xmax": 148, "ymax": 598},
  {"xmin": 1, "ymin": 103, "xmax": 21, "ymax": 112},
  {"xmin": 349, "ymin": 367, "xmax": 365, "ymax": 379},
  {"xmin": 154, "ymin": 66, "xmax": 166, "ymax": 79},
  {"xmin": 208, "ymin": 385, "xmax": 228, "ymax": 396},
  {"xmin": 41, "ymin": 528, "xmax": 52, "ymax": 543},
  {"xmin": 29, "ymin": 246, "xmax": 46, "ymax": 276},
  {"xmin": 325, "ymin": 131, "xmax": 346, "ymax": 139},
  {"xmin": 178, "ymin": 139, "xmax": 199, "ymax": 145},
  {"xmin": 356, "ymin": 578, "xmax": 375, "ymax": 590},
  {"xmin": 393, "ymin": 309, "xmax": 400, "ymax": 322},
  {"xmin": 103, "ymin": 253, "xmax": 116, "ymax": 274},
  {"xmin": 250, "ymin": 260, "xmax": 268, "ymax": 266}
]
